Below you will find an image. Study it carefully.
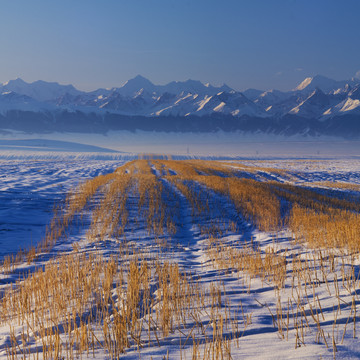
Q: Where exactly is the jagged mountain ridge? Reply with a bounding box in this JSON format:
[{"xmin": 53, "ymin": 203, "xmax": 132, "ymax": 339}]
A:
[
  {"xmin": 1, "ymin": 78, "xmax": 81, "ymax": 102},
  {"xmin": 1, "ymin": 74, "xmax": 360, "ymax": 119},
  {"xmin": 1, "ymin": 74, "xmax": 360, "ymax": 137}
]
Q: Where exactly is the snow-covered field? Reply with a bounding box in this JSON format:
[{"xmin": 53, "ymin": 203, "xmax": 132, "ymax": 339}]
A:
[
  {"xmin": 237, "ymin": 159, "xmax": 360, "ymax": 184},
  {"xmin": 0, "ymin": 155, "xmax": 360, "ymax": 359},
  {"xmin": 0, "ymin": 157, "xmax": 131, "ymax": 256}
]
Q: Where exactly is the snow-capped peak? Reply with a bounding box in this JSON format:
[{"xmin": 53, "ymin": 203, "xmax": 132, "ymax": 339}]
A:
[
  {"xmin": 2, "ymin": 77, "xmax": 27, "ymax": 87},
  {"xmin": 0, "ymin": 78, "xmax": 81, "ymax": 101},
  {"xmin": 116, "ymin": 75, "xmax": 156, "ymax": 97},
  {"xmin": 294, "ymin": 75, "xmax": 358, "ymax": 94},
  {"xmin": 295, "ymin": 77, "xmax": 314, "ymax": 91},
  {"xmin": 288, "ymin": 87, "xmax": 333, "ymax": 118},
  {"xmin": 1, "ymin": 74, "xmax": 360, "ymax": 121},
  {"xmin": 121, "ymin": 75, "xmax": 154, "ymax": 89},
  {"xmin": 340, "ymin": 98, "xmax": 360, "ymax": 112}
]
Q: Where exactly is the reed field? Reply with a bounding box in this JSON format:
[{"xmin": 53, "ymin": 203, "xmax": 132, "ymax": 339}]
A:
[{"xmin": 1, "ymin": 157, "xmax": 360, "ymax": 359}]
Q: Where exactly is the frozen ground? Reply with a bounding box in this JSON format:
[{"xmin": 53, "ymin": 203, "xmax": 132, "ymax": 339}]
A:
[
  {"xmin": 0, "ymin": 157, "xmax": 132, "ymax": 257},
  {"xmin": 1, "ymin": 154, "xmax": 359, "ymax": 258},
  {"xmin": 0, "ymin": 155, "xmax": 360, "ymax": 359},
  {"xmin": 233, "ymin": 159, "xmax": 360, "ymax": 185}
]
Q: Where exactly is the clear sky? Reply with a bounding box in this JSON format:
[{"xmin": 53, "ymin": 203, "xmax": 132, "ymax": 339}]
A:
[{"xmin": 1, "ymin": 0, "xmax": 360, "ymax": 92}]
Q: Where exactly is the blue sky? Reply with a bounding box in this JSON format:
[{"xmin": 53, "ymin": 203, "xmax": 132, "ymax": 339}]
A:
[{"xmin": 1, "ymin": 0, "xmax": 360, "ymax": 91}]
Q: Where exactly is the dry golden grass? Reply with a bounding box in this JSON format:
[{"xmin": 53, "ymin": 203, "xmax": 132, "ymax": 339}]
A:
[
  {"xmin": 221, "ymin": 160, "xmax": 288, "ymax": 177},
  {"xmin": 88, "ymin": 171, "xmax": 133, "ymax": 241},
  {"xmin": 289, "ymin": 205, "xmax": 360, "ymax": 250},
  {"xmin": 1, "ymin": 159, "xmax": 360, "ymax": 359},
  {"xmin": 259, "ymin": 181, "xmax": 360, "ymax": 251},
  {"xmin": 157, "ymin": 160, "xmax": 281, "ymax": 231},
  {"xmin": 1, "ymin": 248, "xmax": 244, "ymax": 359}
]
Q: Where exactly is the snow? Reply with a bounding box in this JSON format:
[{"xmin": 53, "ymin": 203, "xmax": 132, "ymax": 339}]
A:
[
  {"xmin": 1, "ymin": 75, "xmax": 360, "ymax": 120},
  {"xmin": 0, "ymin": 78, "xmax": 81, "ymax": 102},
  {"xmin": 0, "ymin": 91, "xmax": 56, "ymax": 114},
  {"xmin": 1, "ymin": 76, "xmax": 360, "ymax": 359},
  {"xmin": 294, "ymin": 76, "xmax": 313, "ymax": 91},
  {"xmin": 340, "ymin": 98, "xmax": 360, "ymax": 112},
  {"xmin": 293, "ymin": 75, "xmax": 356, "ymax": 94},
  {"xmin": 243, "ymin": 88, "xmax": 264, "ymax": 101},
  {"xmin": 1, "ymin": 155, "xmax": 360, "ymax": 359},
  {"xmin": 254, "ymin": 89, "xmax": 298, "ymax": 115},
  {"xmin": 196, "ymin": 95, "xmax": 212, "ymax": 111},
  {"xmin": 0, "ymin": 157, "xmax": 130, "ymax": 256},
  {"xmin": 288, "ymin": 89, "xmax": 332, "ymax": 118},
  {"xmin": 117, "ymin": 75, "xmax": 156, "ymax": 97},
  {"xmin": 213, "ymin": 101, "xmax": 226, "ymax": 112},
  {"xmin": 322, "ymin": 97, "xmax": 360, "ymax": 118}
]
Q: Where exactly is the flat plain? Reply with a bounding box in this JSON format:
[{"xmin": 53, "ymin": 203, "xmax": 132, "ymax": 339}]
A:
[{"xmin": 1, "ymin": 156, "xmax": 360, "ymax": 359}]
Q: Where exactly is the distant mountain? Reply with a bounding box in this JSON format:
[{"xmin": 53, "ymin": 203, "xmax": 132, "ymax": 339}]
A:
[
  {"xmin": 0, "ymin": 90, "xmax": 55, "ymax": 112},
  {"xmin": 1, "ymin": 78, "xmax": 81, "ymax": 102},
  {"xmin": 322, "ymin": 98, "xmax": 360, "ymax": 118},
  {"xmin": 242, "ymin": 88, "xmax": 263, "ymax": 101},
  {"xmin": 348, "ymin": 85, "xmax": 360, "ymax": 100},
  {"xmin": 161, "ymin": 79, "xmax": 232, "ymax": 96},
  {"xmin": 293, "ymin": 75, "xmax": 357, "ymax": 94},
  {"xmin": 0, "ymin": 74, "xmax": 360, "ymax": 138},
  {"xmin": 289, "ymin": 89, "xmax": 344, "ymax": 119},
  {"xmin": 115, "ymin": 75, "xmax": 156, "ymax": 97},
  {"xmin": 254, "ymin": 89, "xmax": 295, "ymax": 111}
]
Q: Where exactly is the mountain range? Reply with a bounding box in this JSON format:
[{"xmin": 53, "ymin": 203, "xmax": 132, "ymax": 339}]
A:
[{"xmin": 1, "ymin": 74, "xmax": 360, "ymax": 137}]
